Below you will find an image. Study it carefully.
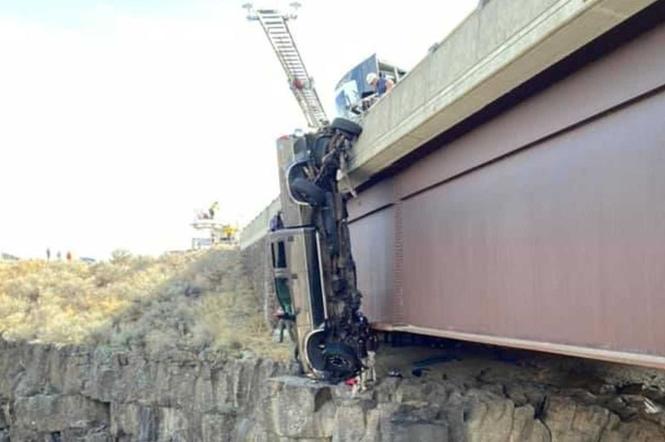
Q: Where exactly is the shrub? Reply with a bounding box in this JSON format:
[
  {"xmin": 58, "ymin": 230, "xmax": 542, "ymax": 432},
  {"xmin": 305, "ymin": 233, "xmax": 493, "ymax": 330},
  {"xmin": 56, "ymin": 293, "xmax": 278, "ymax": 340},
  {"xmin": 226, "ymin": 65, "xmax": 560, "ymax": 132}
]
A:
[{"xmin": 0, "ymin": 249, "xmax": 289, "ymax": 360}]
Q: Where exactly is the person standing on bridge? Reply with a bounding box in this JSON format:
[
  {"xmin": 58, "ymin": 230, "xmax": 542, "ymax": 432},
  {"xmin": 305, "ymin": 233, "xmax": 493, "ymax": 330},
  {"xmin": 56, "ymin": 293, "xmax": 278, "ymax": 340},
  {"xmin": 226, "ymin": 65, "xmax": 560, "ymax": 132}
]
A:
[
  {"xmin": 366, "ymin": 72, "xmax": 394, "ymax": 97},
  {"xmin": 208, "ymin": 201, "xmax": 219, "ymax": 219}
]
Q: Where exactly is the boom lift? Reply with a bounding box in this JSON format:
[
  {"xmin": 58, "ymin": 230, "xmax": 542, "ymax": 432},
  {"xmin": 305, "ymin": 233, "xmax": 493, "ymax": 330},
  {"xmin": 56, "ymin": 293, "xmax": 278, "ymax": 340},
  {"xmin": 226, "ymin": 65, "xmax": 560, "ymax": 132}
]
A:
[
  {"xmin": 245, "ymin": 3, "xmax": 376, "ymax": 383},
  {"xmin": 191, "ymin": 203, "xmax": 238, "ymax": 249}
]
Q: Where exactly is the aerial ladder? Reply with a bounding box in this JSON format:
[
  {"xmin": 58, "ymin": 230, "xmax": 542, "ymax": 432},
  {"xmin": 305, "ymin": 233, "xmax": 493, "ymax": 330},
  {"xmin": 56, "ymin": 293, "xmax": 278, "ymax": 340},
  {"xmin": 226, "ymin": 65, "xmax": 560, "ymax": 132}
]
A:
[{"xmin": 243, "ymin": 2, "xmax": 328, "ymax": 128}]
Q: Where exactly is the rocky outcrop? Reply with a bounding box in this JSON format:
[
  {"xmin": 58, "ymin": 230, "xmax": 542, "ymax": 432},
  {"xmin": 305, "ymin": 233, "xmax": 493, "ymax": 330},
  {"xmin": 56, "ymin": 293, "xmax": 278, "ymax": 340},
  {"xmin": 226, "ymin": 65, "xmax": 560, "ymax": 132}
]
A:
[
  {"xmin": 2, "ymin": 338, "xmax": 665, "ymax": 441},
  {"xmin": 0, "ymin": 339, "xmax": 285, "ymax": 441},
  {"xmin": 252, "ymin": 375, "xmax": 665, "ymax": 442}
]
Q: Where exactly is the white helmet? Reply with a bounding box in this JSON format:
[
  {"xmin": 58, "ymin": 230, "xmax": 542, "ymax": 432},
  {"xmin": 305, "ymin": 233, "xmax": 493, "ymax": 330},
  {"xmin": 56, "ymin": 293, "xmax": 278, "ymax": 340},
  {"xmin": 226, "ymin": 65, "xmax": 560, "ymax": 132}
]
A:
[{"xmin": 366, "ymin": 72, "xmax": 378, "ymax": 85}]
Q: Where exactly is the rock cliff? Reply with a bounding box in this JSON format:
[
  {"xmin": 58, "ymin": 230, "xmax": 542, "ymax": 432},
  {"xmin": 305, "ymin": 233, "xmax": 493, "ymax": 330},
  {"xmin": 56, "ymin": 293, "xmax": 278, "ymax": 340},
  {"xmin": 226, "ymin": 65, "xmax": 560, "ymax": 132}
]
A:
[{"xmin": 2, "ymin": 339, "xmax": 665, "ymax": 441}]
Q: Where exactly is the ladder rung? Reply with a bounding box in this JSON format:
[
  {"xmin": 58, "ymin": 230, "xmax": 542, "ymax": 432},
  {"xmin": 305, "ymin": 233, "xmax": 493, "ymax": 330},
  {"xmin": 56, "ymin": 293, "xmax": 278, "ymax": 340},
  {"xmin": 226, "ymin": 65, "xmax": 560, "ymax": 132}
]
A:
[{"xmin": 253, "ymin": 11, "xmax": 328, "ymax": 127}]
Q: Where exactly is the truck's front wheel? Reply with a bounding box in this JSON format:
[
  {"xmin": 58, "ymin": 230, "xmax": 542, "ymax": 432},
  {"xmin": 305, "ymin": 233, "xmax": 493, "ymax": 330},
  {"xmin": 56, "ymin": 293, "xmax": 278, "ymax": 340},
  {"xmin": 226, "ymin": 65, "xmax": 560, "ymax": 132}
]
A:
[{"xmin": 323, "ymin": 342, "xmax": 361, "ymax": 382}]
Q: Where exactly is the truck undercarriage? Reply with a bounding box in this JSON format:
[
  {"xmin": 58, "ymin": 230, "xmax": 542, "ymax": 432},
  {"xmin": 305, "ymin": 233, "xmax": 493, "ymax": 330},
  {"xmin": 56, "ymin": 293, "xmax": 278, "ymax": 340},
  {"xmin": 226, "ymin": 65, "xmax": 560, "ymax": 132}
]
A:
[{"xmin": 269, "ymin": 118, "xmax": 376, "ymax": 383}]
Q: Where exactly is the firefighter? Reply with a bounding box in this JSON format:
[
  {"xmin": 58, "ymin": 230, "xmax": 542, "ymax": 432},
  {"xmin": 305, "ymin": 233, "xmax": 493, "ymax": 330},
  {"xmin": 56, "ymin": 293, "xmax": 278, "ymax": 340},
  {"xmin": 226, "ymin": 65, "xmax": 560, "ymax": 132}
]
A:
[
  {"xmin": 366, "ymin": 72, "xmax": 394, "ymax": 97},
  {"xmin": 208, "ymin": 201, "xmax": 219, "ymax": 219}
]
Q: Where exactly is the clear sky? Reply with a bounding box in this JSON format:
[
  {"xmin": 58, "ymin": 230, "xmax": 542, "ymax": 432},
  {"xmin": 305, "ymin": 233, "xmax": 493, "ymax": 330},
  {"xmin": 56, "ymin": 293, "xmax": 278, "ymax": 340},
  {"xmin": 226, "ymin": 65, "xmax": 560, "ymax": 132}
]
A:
[{"xmin": 0, "ymin": 0, "xmax": 476, "ymax": 259}]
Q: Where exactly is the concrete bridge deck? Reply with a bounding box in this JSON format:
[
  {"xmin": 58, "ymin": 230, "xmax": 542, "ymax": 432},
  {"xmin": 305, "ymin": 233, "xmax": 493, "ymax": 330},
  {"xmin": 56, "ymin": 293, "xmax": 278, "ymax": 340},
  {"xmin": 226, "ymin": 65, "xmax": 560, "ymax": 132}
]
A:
[{"xmin": 348, "ymin": 0, "xmax": 658, "ymax": 186}]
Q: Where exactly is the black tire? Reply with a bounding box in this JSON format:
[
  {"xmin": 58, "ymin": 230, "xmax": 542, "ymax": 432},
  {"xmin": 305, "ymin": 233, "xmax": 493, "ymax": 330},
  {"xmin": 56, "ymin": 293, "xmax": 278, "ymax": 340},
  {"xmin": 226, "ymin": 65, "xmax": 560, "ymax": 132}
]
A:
[
  {"xmin": 330, "ymin": 118, "xmax": 362, "ymax": 136},
  {"xmin": 289, "ymin": 178, "xmax": 326, "ymax": 206},
  {"xmin": 323, "ymin": 342, "xmax": 361, "ymax": 381}
]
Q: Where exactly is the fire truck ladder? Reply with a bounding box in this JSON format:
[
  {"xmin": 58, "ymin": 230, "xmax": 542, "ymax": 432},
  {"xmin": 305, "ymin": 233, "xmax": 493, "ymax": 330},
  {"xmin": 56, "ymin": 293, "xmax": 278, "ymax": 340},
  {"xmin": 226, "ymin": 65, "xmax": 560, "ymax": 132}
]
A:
[{"xmin": 244, "ymin": 3, "xmax": 328, "ymax": 128}]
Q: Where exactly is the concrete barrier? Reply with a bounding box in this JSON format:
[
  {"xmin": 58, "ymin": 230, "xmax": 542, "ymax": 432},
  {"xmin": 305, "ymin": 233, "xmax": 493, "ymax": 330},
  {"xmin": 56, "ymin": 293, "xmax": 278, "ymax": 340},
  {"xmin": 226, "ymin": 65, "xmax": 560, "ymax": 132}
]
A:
[
  {"xmin": 238, "ymin": 197, "xmax": 280, "ymax": 250},
  {"xmin": 348, "ymin": 0, "xmax": 658, "ymax": 186}
]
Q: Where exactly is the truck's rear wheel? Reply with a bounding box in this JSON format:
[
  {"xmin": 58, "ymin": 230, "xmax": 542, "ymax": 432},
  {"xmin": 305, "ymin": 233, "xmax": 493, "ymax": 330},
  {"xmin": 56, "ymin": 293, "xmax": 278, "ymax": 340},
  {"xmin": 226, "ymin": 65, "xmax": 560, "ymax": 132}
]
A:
[
  {"xmin": 330, "ymin": 118, "xmax": 362, "ymax": 136},
  {"xmin": 289, "ymin": 177, "xmax": 326, "ymax": 206}
]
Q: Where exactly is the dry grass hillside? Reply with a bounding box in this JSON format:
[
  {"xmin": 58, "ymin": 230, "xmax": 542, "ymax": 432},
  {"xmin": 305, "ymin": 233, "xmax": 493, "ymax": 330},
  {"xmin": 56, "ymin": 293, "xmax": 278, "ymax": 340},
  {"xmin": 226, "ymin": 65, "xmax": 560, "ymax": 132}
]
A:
[{"xmin": 0, "ymin": 249, "xmax": 289, "ymax": 360}]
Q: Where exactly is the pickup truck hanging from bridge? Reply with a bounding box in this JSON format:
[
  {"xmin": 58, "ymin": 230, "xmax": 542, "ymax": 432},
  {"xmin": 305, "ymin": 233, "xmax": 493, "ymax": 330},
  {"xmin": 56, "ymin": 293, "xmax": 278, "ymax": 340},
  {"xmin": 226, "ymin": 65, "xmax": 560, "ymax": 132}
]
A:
[{"xmin": 269, "ymin": 118, "xmax": 377, "ymax": 383}]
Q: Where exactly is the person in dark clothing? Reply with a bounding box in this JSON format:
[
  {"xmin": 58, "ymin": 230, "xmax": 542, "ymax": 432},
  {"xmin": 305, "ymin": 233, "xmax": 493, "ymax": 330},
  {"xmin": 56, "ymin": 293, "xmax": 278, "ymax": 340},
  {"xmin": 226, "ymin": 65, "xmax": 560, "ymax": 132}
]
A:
[
  {"xmin": 208, "ymin": 201, "xmax": 219, "ymax": 219},
  {"xmin": 269, "ymin": 211, "xmax": 284, "ymax": 232}
]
